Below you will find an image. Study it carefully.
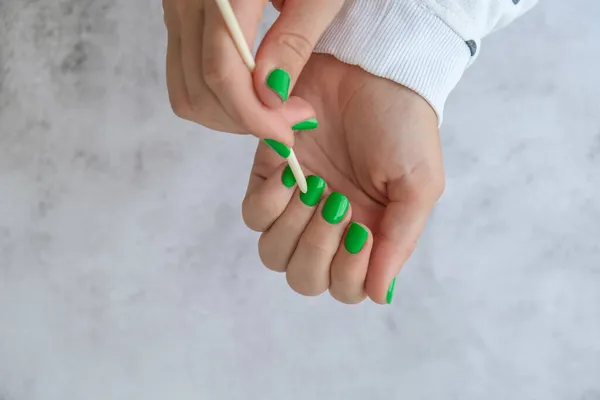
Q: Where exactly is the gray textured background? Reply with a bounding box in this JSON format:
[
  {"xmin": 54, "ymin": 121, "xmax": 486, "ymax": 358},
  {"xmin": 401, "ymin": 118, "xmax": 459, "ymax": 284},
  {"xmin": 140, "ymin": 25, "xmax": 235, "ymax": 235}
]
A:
[{"xmin": 1, "ymin": 1, "xmax": 599, "ymax": 399}]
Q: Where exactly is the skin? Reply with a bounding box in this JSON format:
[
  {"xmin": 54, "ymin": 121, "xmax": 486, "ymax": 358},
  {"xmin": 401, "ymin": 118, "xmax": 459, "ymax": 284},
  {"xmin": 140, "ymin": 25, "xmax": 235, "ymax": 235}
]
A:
[
  {"xmin": 163, "ymin": 0, "xmax": 343, "ymax": 145},
  {"xmin": 243, "ymin": 55, "xmax": 444, "ymax": 304},
  {"xmin": 164, "ymin": 0, "xmax": 445, "ymax": 304}
]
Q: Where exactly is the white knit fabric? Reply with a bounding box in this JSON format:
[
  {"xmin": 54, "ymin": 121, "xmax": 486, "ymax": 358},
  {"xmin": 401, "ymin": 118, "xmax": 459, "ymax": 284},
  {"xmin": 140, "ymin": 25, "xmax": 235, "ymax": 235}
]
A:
[{"xmin": 314, "ymin": 0, "xmax": 538, "ymax": 123}]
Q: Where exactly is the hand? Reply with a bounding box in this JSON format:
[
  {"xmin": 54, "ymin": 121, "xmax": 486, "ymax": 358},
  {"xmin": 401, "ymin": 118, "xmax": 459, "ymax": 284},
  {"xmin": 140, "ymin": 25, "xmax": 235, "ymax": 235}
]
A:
[
  {"xmin": 163, "ymin": 0, "xmax": 344, "ymax": 145},
  {"xmin": 242, "ymin": 55, "xmax": 445, "ymax": 304}
]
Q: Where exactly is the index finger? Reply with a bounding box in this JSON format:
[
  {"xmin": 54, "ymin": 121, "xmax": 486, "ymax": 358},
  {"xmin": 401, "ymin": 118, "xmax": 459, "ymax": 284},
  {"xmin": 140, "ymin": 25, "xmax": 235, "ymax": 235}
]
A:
[{"xmin": 202, "ymin": 0, "xmax": 312, "ymax": 145}]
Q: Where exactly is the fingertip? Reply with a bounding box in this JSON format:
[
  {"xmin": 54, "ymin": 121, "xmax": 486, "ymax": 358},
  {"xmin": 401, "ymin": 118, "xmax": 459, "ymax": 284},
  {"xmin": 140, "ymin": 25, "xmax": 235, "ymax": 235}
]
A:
[
  {"xmin": 254, "ymin": 63, "xmax": 290, "ymax": 108},
  {"xmin": 366, "ymin": 291, "xmax": 388, "ymax": 305},
  {"xmin": 366, "ymin": 276, "xmax": 397, "ymax": 305},
  {"xmin": 365, "ymin": 238, "xmax": 402, "ymax": 305}
]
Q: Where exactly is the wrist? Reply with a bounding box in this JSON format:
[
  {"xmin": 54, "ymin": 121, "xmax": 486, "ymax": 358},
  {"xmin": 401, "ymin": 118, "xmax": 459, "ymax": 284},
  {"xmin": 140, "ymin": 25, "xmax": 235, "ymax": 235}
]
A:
[{"xmin": 314, "ymin": 0, "xmax": 472, "ymax": 125}]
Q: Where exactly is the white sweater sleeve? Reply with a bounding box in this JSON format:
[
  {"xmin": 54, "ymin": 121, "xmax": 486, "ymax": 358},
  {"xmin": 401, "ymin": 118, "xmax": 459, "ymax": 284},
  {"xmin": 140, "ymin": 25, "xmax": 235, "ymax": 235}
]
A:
[{"xmin": 314, "ymin": 0, "xmax": 537, "ymax": 123}]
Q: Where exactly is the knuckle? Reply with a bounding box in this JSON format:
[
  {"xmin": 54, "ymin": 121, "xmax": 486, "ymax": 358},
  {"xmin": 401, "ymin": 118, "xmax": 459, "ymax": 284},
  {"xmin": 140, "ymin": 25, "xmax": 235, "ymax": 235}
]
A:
[
  {"xmin": 202, "ymin": 61, "xmax": 231, "ymax": 89},
  {"xmin": 242, "ymin": 196, "xmax": 264, "ymax": 232},
  {"xmin": 302, "ymin": 237, "xmax": 333, "ymax": 256},
  {"xmin": 187, "ymin": 92, "xmax": 209, "ymax": 114},
  {"xmin": 187, "ymin": 93, "xmax": 225, "ymax": 129},
  {"xmin": 169, "ymin": 95, "xmax": 192, "ymax": 120},
  {"xmin": 276, "ymin": 31, "xmax": 314, "ymax": 65}
]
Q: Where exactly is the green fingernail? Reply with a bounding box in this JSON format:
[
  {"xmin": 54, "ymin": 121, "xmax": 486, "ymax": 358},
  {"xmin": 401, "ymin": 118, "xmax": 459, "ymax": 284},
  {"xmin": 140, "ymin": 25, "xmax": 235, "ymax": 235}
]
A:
[
  {"xmin": 345, "ymin": 222, "xmax": 368, "ymax": 254},
  {"xmin": 299, "ymin": 175, "xmax": 326, "ymax": 207},
  {"xmin": 292, "ymin": 118, "xmax": 319, "ymax": 131},
  {"xmin": 266, "ymin": 68, "xmax": 290, "ymax": 102},
  {"xmin": 322, "ymin": 192, "xmax": 349, "ymax": 224},
  {"xmin": 386, "ymin": 277, "xmax": 397, "ymax": 304},
  {"xmin": 282, "ymin": 165, "xmax": 296, "ymax": 188},
  {"xmin": 264, "ymin": 139, "xmax": 291, "ymax": 158}
]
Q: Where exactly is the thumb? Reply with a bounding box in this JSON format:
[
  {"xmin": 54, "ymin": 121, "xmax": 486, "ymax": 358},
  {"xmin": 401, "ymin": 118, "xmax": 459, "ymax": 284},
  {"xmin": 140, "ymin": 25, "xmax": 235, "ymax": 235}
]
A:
[{"xmin": 253, "ymin": 0, "xmax": 344, "ymax": 107}]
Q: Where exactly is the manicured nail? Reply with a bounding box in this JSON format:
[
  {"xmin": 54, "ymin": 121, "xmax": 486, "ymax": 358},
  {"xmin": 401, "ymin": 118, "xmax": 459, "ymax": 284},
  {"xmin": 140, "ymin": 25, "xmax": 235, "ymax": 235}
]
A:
[
  {"xmin": 264, "ymin": 139, "xmax": 291, "ymax": 158},
  {"xmin": 292, "ymin": 118, "xmax": 319, "ymax": 131},
  {"xmin": 345, "ymin": 222, "xmax": 368, "ymax": 254},
  {"xmin": 386, "ymin": 277, "xmax": 397, "ymax": 304},
  {"xmin": 299, "ymin": 175, "xmax": 326, "ymax": 207},
  {"xmin": 282, "ymin": 165, "xmax": 296, "ymax": 188},
  {"xmin": 322, "ymin": 192, "xmax": 349, "ymax": 224},
  {"xmin": 266, "ymin": 68, "xmax": 291, "ymax": 102}
]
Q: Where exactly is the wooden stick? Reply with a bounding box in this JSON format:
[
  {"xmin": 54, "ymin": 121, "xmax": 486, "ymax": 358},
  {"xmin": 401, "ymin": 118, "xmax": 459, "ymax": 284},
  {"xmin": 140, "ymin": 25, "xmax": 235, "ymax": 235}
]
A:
[
  {"xmin": 214, "ymin": 0, "xmax": 255, "ymax": 71},
  {"xmin": 213, "ymin": 0, "xmax": 308, "ymax": 193}
]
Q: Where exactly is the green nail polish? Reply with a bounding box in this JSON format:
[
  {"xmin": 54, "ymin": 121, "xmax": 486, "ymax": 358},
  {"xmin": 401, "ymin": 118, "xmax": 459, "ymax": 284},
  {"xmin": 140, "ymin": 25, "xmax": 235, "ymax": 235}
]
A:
[
  {"xmin": 292, "ymin": 118, "xmax": 319, "ymax": 131},
  {"xmin": 299, "ymin": 175, "xmax": 326, "ymax": 207},
  {"xmin": 264, "ymin": 139, "xmax": 291, "ymax": 158},
  {"xmin": 322, "ymin": 192, "xmax": 349, "ymax": 224},
  {"xmin": 345, "ymin": 222, "xmax": 368, "ymax": 254},
  {"xmin": 386, "ymin": 277, "xmax": 397, "ymax": 304},
  {"xmin": 282, "ymin": 165, "xmax": 296, "ymax": 188},
  {"xmin": 266, "ymin": 68, "xmax": 291, "ymax": 102}
]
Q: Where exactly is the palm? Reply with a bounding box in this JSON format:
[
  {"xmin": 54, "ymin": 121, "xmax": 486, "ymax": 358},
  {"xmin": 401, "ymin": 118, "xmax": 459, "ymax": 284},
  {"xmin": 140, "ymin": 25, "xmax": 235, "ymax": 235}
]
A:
[{"xmin": 251, "ymin": 54, "xmax": 443, "ymax": 235}]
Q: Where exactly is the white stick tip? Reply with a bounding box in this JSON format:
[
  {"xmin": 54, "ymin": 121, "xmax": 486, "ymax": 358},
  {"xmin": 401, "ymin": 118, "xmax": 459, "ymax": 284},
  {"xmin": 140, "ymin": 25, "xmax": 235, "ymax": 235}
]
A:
[
  {"xmin": 287, "ymin": 151, "xmax": 308, "ymax": 194},
  {"xmin": 297, "ymin": 174, "xmax": 308, "ymax": 194}
]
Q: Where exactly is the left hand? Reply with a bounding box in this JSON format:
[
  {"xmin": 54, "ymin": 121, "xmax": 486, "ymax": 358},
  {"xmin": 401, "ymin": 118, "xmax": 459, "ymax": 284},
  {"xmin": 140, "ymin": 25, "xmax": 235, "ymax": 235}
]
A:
[{"xmin": 242, "ymin": 54, "xmax": 445, "ymax": 304}]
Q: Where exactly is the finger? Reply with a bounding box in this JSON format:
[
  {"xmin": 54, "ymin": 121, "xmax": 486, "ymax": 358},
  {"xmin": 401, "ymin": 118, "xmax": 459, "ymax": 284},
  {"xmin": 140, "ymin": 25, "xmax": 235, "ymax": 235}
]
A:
[
  {"xmin": 178, "ymin": 1, "xmax": 237, "ymax": 132},
  {"xmin": 329, "ymin": 222, "xmax": 373, "ymax": 304},
  {"xmin": 286, "ymin": 192, "xmax": 351, "ymax": 297},
  {"xmin": 203, "ymin": 0, "xmax": 307, "ymax": 145},
  {"xmin": 242, "ymin": 162, "xmax": 296, "ymax": 233},
  {"xmin": 164, "ymin": 0, "xmax": 193, "ymax": 119},
  {"xmin": 254, "ymin": 0, "xmax": 344, "ymax": 107},
  {"xmin": 269, "ymin": 0, "xmax": 284, "ymax": 12},
  {"xmin": 365, "ymin": 191, "xmax": 434, "ymax": 305},
  {"xmin": 258, "ymin": 175, "xmax": 326, "ymax": 273}
]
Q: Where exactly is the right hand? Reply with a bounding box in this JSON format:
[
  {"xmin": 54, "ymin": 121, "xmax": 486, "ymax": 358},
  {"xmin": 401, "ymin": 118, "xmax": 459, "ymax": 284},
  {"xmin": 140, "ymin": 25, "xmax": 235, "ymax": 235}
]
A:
[{"xmin": 163, "ymin": 0, "xmax": 344, "ymax": 146}]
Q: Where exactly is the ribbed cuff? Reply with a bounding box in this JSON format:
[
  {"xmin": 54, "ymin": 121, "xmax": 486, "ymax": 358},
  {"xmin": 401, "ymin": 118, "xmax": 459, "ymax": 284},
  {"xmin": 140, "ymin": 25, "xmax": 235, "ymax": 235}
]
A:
[{"xmin": 314, "ymin": 0, "xmax": 471, "ymax": 124}]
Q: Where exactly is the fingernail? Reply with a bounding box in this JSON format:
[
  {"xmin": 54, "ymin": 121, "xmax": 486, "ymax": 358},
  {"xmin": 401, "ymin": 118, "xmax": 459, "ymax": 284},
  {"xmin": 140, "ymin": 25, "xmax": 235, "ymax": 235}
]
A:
[
  {"xmin": 322, "ymin": 192, "xmax": 349, "ymax": 224},
  {"xmin": 266, "ymin": 68, "xmax": 291, "ymax": 102},
  {"xmin": 386, "ymin": 277, "xmax": 397, "ymax": 304},
  {"xmin": 264, "ymin": 139, "xmax": 291, "ymax": 158},
  {"xmin": 299, "ymin": 175, "xmax": 326, "ymax": 207},
  {"xmin": 282, "ymin": 165, "xmax": 296, "ymax": 188},
  {"xmin": 292, "ymin": 118, "xmax": 319, "ymax": 131},
  {"xmin": 345, "ymin": 222, "xmax": 368, "ymax": 254}
]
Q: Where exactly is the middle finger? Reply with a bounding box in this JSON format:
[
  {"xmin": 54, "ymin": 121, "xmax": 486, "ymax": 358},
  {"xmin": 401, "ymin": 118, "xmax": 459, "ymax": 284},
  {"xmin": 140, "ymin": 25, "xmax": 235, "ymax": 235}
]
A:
[{"xmin": 179, "ymin": 0, "xmax": 236, "ymax": 131}]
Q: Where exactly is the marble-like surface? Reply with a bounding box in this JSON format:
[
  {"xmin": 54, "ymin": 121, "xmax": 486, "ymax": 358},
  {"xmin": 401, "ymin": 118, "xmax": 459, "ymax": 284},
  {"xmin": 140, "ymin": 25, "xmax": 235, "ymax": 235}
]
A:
[{"xmin": 1, "ymin": 1, "xmax": 599, "ymax": 399}]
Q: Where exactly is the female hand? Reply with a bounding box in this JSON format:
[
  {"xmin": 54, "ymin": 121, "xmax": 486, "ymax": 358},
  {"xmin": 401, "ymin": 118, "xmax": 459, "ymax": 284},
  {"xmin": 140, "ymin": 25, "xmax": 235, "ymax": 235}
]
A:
[
  {"xmin": 242, "ymin": 55, "xmax": 445, "ymax": 304},
  {"xmin": 163, "ymin": 0, "xmax": 344, "ymax": 146}
]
